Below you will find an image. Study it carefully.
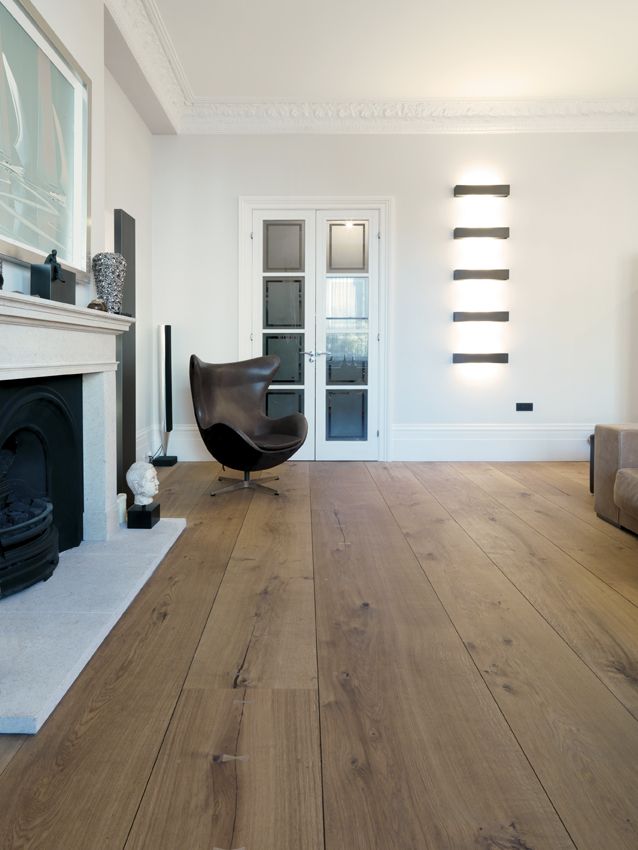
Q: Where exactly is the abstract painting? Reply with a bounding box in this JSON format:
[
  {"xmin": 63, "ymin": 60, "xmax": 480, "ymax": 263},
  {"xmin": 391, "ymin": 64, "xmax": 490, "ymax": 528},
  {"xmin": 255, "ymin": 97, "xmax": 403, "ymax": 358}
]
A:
[{"xmin": 0, "ymin": 0, "xmax": 88, "ymax": 272}]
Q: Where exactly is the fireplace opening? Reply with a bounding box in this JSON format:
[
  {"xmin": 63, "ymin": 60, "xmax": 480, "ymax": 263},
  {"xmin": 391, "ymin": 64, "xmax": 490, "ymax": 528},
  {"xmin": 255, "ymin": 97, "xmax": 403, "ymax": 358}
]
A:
[{"xmin": 0, "ymin": 376, "xmax": 83, "ymax": 597}]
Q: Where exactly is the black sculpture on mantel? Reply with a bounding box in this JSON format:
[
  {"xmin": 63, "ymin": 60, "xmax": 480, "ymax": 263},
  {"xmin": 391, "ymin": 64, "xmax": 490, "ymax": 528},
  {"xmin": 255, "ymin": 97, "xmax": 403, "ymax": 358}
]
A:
[{"xmin": 30, "ymin": 248, "xmax": 76, "ymax": 304}]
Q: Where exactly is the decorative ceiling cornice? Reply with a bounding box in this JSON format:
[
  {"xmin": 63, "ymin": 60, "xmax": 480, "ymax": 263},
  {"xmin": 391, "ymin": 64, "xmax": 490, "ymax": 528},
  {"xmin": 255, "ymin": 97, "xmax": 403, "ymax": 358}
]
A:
[
  {"xmin": 180, "ymin": 97, "xmax": 638, "ymax": 134},
  {"xmin": 105, "ymin": 1, "xmax": 638, "ymax": 135},
  {"xmin": 104, "ymin": 0, "xmax": 189, "ymax": 129}
]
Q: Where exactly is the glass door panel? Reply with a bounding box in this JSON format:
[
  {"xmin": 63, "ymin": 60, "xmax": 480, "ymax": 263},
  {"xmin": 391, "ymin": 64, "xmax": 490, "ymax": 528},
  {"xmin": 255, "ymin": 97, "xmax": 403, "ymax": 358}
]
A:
[
  {"xmin": 252, "ymin": 211, "xmax": 316, "ymax": 460},
  {"xmin": 251, "ymin": 208, "xmax": 379, "ymax": 462},
  {"xmin": 315, "ymin": 211, "xmax": 379, "ymax": 460}
]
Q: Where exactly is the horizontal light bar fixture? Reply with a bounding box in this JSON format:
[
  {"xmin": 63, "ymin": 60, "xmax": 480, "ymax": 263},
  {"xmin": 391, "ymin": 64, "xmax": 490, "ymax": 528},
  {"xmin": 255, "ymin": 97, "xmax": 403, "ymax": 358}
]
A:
[
  {"xmin": 454, "ymin": 227, "xmax": 510, "ymax": 239},
  {"xmin": 453, "ymin": 353, "xmax": 509, "ymax": 364},
  {"xmin": 453, "ymin": 269, "xmax": 509, "ymax": 280},
  {"xmin": 454, "ymin": 184, "xmax": 510, "ymax": 197},
  {"xmin": 453, "ymin": 311, "xmax": 510, "ymax": 322}
]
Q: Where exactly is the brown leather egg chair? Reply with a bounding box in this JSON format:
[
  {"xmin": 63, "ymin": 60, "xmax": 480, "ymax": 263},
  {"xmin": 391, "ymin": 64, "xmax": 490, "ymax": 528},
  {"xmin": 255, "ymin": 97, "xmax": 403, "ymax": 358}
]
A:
[{"xmin": 189, "ymin": 354, "xmax": 308, "ymax": 495}]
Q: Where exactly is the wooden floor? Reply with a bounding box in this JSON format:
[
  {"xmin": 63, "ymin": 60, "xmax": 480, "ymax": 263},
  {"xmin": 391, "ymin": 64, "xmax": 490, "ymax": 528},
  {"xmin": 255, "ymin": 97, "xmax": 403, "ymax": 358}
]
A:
[{"xmin": 1, "ymin": 461, "xmax": 638, "ymax": 849}]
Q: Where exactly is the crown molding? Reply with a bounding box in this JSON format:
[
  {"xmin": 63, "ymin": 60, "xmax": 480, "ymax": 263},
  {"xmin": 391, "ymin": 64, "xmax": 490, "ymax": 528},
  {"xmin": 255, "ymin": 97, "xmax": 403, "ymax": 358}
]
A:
[
  {"xmin": 104, "ymin": 0, "xmax": 188, "ymax": 129},
  {"xmin": 180, "ymin": 97, "xmax": 638, "ymax": 134},
  {"xmin": 105, "ymin": 1, "xmax": 638, "ymax": 135}
]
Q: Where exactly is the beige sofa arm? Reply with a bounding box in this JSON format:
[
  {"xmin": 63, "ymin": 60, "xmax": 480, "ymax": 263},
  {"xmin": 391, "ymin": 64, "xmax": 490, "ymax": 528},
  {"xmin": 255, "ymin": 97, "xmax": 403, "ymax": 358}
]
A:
[{"xmin": 594, "ymin": 424, "xmax": 638, "ymax": 525}]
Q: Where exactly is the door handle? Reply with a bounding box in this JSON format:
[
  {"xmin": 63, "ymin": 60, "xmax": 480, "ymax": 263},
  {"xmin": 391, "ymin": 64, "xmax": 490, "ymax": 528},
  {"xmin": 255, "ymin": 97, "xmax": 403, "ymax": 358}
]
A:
[
  {"xmin": 303, "ymin": 350, "xmax": 315, "ymax": 362},
  {"xmin": 315, "ymin": 351, "xmax": 328, "ymax": 357}
]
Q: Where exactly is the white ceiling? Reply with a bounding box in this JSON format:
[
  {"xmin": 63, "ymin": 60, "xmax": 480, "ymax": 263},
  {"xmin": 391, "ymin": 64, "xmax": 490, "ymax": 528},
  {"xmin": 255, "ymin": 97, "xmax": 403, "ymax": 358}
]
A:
[{"xmin": 154, "ymin": 0, "xmax": 638, "ymax": 101}]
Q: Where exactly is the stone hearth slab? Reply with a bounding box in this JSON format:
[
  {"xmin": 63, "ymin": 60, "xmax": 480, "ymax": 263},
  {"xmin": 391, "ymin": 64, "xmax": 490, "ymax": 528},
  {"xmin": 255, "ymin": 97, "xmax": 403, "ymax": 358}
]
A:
[{"xmin": 0, "ymin": 518, "xmax": 186, "ymax": 734}]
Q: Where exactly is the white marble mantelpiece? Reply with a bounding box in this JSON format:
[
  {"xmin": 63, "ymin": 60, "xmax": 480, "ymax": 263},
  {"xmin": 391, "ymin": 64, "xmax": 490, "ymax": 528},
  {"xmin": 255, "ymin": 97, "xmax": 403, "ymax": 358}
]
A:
[{"xmin": 0, "ymin": 291, "xmax": 135, "ymax": 541}]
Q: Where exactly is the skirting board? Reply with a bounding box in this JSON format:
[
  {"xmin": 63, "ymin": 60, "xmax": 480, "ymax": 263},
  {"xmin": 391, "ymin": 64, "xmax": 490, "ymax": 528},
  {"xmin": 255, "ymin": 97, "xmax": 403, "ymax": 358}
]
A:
[
  {"xmin": 163, "ymin": 422, "xmax": 593, "ymax": 463},
  {"xmin": 136, "ymin": 426, "xmax": 154, "ymax": 461},
  {"xmin": 391, "ymin": 424, "xmax": 593, "ymax": 462}
]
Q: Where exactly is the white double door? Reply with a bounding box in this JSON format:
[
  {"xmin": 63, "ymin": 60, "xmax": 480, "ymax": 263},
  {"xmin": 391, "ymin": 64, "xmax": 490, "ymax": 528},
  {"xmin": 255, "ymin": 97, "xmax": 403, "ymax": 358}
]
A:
[{"xmin": 251, "ymin": 208, "xmax": 380, "ymax": 461}]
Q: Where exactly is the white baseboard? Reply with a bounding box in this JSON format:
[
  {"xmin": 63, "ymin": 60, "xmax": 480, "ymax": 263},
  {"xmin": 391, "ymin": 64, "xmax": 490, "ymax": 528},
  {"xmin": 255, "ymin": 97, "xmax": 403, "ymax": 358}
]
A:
[
  {"xmin": 159, "ymin": 424, "xmax": 209, "ymax": 462},
  {"xmin": 151, "ymin": 422, "xmax": 594, "ymax": 464},
  {"xmin": 136, "ymin": 427, "xmax": 155, "ymax": 461},
  {"xmin": 390, "ymin": 423, "xmax": 594, "ymax": 462}
]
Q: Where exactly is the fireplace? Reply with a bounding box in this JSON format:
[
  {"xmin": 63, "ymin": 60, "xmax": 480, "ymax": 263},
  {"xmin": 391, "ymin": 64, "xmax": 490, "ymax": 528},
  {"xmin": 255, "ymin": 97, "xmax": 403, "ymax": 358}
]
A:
[
  {"xmin": 0, "ymin": 375, "xmax": 84, "ymax": 596},
  {"xmin": 0, "ymin": 290, "xmax": 134, "ymax": 556}
]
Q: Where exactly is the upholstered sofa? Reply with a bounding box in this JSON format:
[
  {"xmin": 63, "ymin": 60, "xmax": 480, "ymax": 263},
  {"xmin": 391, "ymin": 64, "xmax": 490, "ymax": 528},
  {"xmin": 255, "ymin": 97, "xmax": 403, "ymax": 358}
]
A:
[{"xmin": 594, "ymin": 424, "xmax": 638, "ymax": 534}]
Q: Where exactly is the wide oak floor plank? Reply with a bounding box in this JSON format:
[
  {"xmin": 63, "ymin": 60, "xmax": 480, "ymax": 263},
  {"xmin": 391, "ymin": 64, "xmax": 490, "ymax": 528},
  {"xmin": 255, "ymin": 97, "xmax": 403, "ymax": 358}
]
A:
[
  {"xmin": 185, "ymin": 462, "xmax": 317, "ymax": 691},
  {"xmin": 0, "ymin": 472, "xmax": 251, "ymax": 850},
  {"xmin": 457, "ymin": 462, "xmax": 638, "ymax": 606},
  {"xmin": 499, "ymin": 461, "xmax": 638, "ymax": 547},
  {"xmin": 125, "ymin": 688, "xmax": 323, "ymax": 850},
  {"xmin": 371, "ymin": 461, "xmax": 638, "ymax": 850},
  {"xmin": 410, "ymin": 462, "xmax": 638, "ymax": 718},
  {"xmin": 311, "ymin": 462, "xmax": 574, "ymax": 850}
]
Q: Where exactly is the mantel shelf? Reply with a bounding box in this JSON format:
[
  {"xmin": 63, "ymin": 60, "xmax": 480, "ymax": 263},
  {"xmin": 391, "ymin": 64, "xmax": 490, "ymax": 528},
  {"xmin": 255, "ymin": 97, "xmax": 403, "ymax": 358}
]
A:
[{"xmin": 0, "ymin": 291, "xmax": 135, "ymax": 335}]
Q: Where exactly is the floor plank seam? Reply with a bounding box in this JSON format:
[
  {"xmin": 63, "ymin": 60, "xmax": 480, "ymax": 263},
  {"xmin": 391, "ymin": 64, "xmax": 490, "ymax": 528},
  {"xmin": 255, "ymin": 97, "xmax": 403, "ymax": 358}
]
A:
[
  {"xmin": 122, "ymin": 490, "xmax": 254, "ymax": 850},
  {"xmin": 372, "ymin": 463, "xmax": 581, "ymax": 850},
  {"xmin": 229, "ymin": 690, "xmax": 248, "ymax": 848},
  {"xmin": 410, "ymin": 463, "xmax": 638, "ymax": 725},
  {"xmin": 308, "ymin": 467, "xmax": 330, "ymax": 850},
  {"xmin": 476, "ymin": 463, "xmax": 638, "ymax": 610}
]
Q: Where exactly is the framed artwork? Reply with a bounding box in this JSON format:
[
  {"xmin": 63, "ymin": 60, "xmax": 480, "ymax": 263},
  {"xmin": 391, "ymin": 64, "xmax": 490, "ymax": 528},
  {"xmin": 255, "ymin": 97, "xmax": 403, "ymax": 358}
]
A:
[{"xmin": 0, "ymin": 0, "xmax": 90, "ymax": 275}]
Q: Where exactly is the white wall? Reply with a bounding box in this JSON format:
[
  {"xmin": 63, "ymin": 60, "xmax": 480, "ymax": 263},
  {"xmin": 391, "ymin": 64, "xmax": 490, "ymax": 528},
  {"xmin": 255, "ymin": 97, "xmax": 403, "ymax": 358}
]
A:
[
  {"xmin": 104, "ymin": 69, "xmax": 155, "ymax": 456},
  {"xmin": 152, "ymin": 133, "xmax": 638, "ymax": 461}
]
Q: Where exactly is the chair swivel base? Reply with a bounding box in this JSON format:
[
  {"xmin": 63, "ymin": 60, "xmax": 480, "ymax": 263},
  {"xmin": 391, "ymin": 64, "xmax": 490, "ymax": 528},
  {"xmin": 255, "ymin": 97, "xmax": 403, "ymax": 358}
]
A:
[{"xmin": 211, "ymin": 470, "xmax": 280, "ymax": 496}]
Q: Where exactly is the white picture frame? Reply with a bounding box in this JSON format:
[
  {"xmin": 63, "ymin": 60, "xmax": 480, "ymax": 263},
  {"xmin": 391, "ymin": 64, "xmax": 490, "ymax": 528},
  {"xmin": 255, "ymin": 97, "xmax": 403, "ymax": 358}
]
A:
[{"xmin": 0, "ymin": 0, "xmax": 90, "ymax": 276}]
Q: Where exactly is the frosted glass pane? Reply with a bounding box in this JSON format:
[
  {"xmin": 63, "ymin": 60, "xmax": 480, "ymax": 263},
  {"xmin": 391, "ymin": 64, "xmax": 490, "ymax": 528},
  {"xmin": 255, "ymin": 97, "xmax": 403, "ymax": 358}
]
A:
[
  {"xmin": 263, "ymin": 278, "xmax": 304, "ymax": 328},
  {"xmin": 326, "ymin": 320, "xmax": 368, "ymax": 385},
  {"xmin": 326, "ymin": 277, "xmax": 368, "ymax": 319},
  {"xmin": 328, "ymin": 222, "xmax": 367, "ymax": 272},
  {"xmin": 326, "ymin": 390, "xmax": 367, "ymax": 440},
  {"xmin": 263, "ymin": 221, "xmax": 304, "ymax": 272},
  {"xmin": 266, "ymin": 389, "xmax": 304, "ymax": 418},
  {"xmin": 263, "ymin": 334, "xmax": 304, "ymax": 384}
]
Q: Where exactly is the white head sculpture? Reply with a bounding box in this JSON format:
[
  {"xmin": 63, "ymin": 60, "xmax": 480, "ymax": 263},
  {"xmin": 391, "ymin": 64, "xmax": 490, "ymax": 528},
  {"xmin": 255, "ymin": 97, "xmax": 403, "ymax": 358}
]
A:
[{"xmin": 126, "ymin": 461, "xmax": 159, "ymax": 506}]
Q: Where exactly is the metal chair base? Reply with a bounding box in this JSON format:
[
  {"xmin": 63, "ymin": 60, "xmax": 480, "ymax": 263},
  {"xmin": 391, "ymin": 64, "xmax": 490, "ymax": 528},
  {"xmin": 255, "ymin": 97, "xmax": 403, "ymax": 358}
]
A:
[{"xmin": 211, "ymin": 471, "xmax": 280, "ymax": 496}]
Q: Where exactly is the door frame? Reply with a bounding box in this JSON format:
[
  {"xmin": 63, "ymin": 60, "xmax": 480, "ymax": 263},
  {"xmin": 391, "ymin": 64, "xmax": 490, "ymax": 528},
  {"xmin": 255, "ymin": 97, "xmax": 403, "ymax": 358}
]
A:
[{"xmin": 238, "ymin": 196, "xmax": 392, "ymax": 461}]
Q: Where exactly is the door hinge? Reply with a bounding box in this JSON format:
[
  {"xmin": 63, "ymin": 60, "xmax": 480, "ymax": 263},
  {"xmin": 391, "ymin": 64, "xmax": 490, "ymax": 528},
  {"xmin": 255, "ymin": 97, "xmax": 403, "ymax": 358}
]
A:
[
  {"xmin": 377, "ymin": 232, "xmax": 381, "ymax": 240},
  {"xmin": 250, "ymin": 232, "xmax": 254, "ymax": 240},
  {"xmin": 376, "ymin": 429, "xmax": 380, "ymax": 437},
  {"xmin": 250, "ymin": 332, "xmax": 254, "ymax": 342},
  {"xmin": 377, "ymin": 332, "xmax": 381, "ymax": 342}
]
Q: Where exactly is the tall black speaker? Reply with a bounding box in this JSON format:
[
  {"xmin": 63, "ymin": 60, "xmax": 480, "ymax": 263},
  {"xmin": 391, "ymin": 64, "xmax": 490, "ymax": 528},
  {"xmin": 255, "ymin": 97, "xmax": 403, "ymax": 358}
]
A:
[
  {"xmin": 153, "ymin": 323, "xmax": 177, "ymax": 467},
  {"xmin": 114, "ymin": 210, "xmax": 136, "ymax": 499}
]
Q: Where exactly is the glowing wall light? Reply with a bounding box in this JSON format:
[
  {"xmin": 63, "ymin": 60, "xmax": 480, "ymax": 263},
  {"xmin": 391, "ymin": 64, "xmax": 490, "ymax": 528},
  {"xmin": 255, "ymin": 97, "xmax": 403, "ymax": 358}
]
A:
[{"xmin": 451, "ymin": 182, "xmax": 510, "ymax": 366}]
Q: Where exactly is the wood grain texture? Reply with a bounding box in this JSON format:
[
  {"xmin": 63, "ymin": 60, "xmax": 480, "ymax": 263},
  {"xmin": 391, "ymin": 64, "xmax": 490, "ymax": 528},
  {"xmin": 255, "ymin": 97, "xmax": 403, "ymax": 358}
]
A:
[
  {"xmin": 125, "ymin": 688, "xmax": 323, "ymax": 850},
  {"xmin": 499, "ymin": 461, "xmax": 638, "ymax": 546},
  {"xmin": 0, "ymin": 475, "xmax": 251, "ymax": 850},
  {"xmin": 409, "ymin": 462, "xmax": 638, "ymax": 718},
  {"xmin": 310, "ymin": 462, "xmax": 575, "ymax": 850},
  {"xmin": 3, "ymin": 460, "xmax": 637, "ymax": 850},
  {"xmin": 371, "ymin": 461, "xmax": 638, "ymax": 850},
  {"xmin": 456, "ymin": 462, "xmax": 638, "ymax": 605},
  {"xmin": 186, "ymin": 463, "xmax": 317, "ymax": 691}
]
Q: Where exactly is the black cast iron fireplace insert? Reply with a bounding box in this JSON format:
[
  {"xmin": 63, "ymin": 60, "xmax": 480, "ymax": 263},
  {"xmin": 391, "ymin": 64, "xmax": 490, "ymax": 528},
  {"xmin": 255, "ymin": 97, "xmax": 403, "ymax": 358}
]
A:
[{"xmin": 0, "ymin": 375, "xmax": 83, "ymax": 597}]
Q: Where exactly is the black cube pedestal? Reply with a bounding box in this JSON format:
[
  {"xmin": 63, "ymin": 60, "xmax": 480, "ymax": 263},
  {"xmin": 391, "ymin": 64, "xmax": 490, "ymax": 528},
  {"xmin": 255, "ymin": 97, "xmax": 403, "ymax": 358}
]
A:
[{"xmin": 127, "ymin": 501, "xmax": 160, "ymax": 529}]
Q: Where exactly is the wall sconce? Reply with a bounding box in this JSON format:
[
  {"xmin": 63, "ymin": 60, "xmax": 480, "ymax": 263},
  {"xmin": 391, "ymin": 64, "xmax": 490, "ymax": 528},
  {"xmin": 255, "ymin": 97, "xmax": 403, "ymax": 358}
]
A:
[
  {"xmin": 454, "ymin": 184, "xmax": 510, "ymax": 197},
  {"xmin": 453, "ymin": 312, "xmax": 509, "ymax": 322},
  {"xmin": 452, "ymin": 182, "xmax": 510, "ymax": 365},
  {"xmin": 453, "ymin": 269, "xmax": 509, "ymax": 280},
  {"xmin": 453, "ymin": 353, "xmax": 509, "ymax": 364},
  {"xmin": 453, "ymin": 227, "xmax": 509, "ymax": 239}
]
